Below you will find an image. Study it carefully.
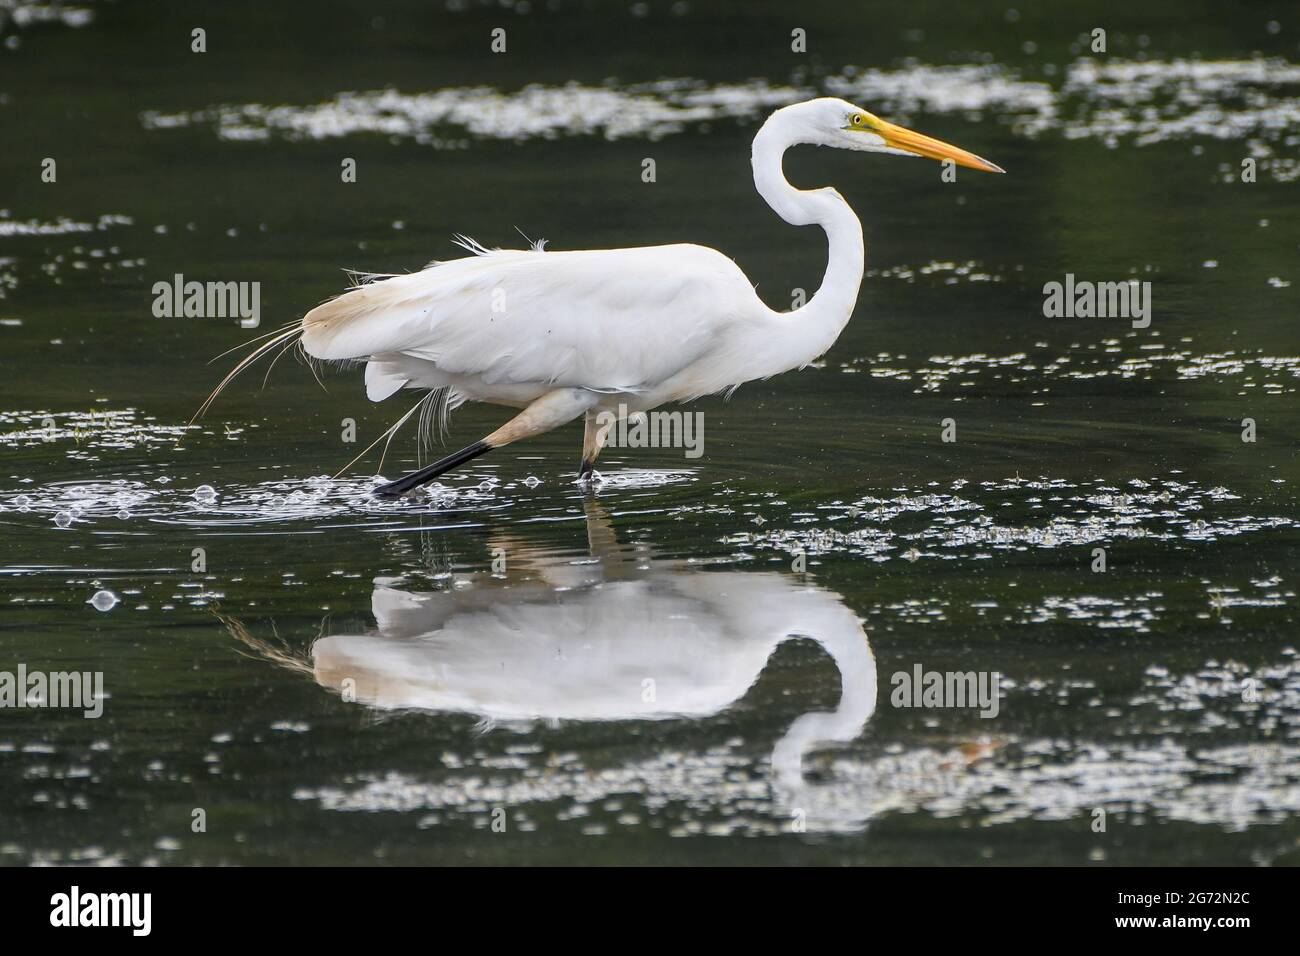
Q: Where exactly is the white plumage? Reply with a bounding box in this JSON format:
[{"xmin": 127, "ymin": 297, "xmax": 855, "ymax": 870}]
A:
[
  {"xmin": 204, "ymin": 97, "xmax": 1001, "ymax": 494},
  {"xmin": 305, "ymin": 505, "xmax": 877, "ymax": 786},
  {"xmin": 303, "ymin": 240, "xmax": 759, "ymax": 410}
]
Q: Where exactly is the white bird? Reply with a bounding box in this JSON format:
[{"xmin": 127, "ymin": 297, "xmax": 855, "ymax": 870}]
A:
[
  {"xmin": 203, "ymin": 97, "xmax": 1002, "ymax": 495},
  {"xmin": 224, "ymin": 502, "xmax": 881, "ymax": 827}
]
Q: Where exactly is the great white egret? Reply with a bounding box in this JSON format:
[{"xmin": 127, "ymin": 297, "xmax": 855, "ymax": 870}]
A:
[
  {"xmin": 224, "ymin": 501, "xmax": 880, "ymax": 827},
  {"xmin": 202, "ymin": 97, "xmax": 1002, "ymax": 495}
]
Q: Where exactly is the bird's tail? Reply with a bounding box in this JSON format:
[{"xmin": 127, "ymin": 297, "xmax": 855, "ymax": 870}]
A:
[
  {"xmin": 298, "ymin": 269, "xmax": 434, "ymax": 362},
  {"xmin": 191, "ymin": 320, "xmax": 316, "ymax": 423}
]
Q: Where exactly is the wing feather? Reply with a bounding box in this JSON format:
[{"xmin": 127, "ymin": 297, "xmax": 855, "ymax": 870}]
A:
[
  {"xmin": 301, "ymin": 243, "xmax": 754, "ymax": 394},
  {"xmin": 364, "ymin": 359, "xmax": 409, "ymax": 401}
]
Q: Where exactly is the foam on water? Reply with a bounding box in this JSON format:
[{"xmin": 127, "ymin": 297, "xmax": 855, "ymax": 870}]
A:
[
  {"xmin": 727, "ymin": 476, "xmax": 1293, "ymax": 564},
  {"xmin": 0, "ymin": 213, "xmax": 131, "ymax": 238},
  {"xmin": 3, "ymin": 2, "xmax": 95, "ymax": 31},
  {"xmin": 0, "ymin": 408, "xmax": 191, "ymax": 456},
  {"xmin": 839, "ymin": 342, "xmax": 1300, "ymax": 396},
  {"xmin": 138, "ymin": 57, "xmax": 1300, "ymax": 166}
]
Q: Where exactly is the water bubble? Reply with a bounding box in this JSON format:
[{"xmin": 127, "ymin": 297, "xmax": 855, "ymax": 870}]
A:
[
  {"xmin": 54, "ymin": 511, "xmax": 73, "ymax": 528},
  {"xmin": 88, "ymin": 589, "xmax": 120, "ymax": 612},
  {"xmin": 193, "ymin": 484, "xmax": 217, "ymax": 501},
  {"xmin": 523, "ymin": 475, "xmax": 540, "ymax": 488}
]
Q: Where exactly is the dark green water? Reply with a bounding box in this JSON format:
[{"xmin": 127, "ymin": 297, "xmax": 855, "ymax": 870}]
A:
[{"xmin": 1, "ymin": 0, "xmax": 1298, "ymax": 864}]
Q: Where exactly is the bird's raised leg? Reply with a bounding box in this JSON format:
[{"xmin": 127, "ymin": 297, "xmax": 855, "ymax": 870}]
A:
[
  {"xmin": 578, "ymin": 408, "xmax": 612, "ymax": 480},
  {"xmin": 374, "ymin": 388, "xmax": 598, "ymax": 497}
]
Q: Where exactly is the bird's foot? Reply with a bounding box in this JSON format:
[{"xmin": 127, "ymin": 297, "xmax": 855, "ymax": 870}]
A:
[{"xmin": 372, "ymin": 440, "xmax": 493, "ymax": 497}]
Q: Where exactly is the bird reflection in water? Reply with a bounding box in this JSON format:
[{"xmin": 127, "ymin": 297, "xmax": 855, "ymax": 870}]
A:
[{"xmin": 228, "ymin": 500, "xmax": 889, "ymax": 830}]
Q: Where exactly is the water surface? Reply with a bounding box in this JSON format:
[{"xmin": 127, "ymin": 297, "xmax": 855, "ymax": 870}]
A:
[{"xmin": 1, "ymin": 0, "xmax": 1298, "ymax": 865}]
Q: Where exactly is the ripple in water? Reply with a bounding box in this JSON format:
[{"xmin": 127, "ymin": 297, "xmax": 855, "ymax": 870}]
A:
[{"xmin": 0, "ymin": 468, "xmax": 697, "ymax": 529}]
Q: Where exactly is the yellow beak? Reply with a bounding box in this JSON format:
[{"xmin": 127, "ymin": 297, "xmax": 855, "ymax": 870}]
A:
[{"xmin": 875, "ymin": 119, "xmax": 1005, "ymax": 174}]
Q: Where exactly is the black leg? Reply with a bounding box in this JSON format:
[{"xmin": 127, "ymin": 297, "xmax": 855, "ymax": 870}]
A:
[
  {"xmin": 373, "ymin": 441, "xmax": 493, "ymax": 497},
  {"xmin": 578, "ymin": 456, "xmax": 595, "ymax": 480}
]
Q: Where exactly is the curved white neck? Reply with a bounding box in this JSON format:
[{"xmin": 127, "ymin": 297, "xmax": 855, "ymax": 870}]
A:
[
  {"xmin": 750, "ymin": 116, "xmax": 865, "ymax": 372},
  {"xmin": 767, "ymin": 589, "xmax": 877, "ymax": 792}
]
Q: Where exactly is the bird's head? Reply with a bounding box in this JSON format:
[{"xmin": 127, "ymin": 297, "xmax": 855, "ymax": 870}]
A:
[{"xmin": 782, "ymin": 97, "xmax": 1004, "ymax": 174}]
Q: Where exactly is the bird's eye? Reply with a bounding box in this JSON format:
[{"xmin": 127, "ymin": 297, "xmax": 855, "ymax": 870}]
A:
[{"xmin": 850, "ymin": 114, "xmax": 865, "ymax": 127}]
